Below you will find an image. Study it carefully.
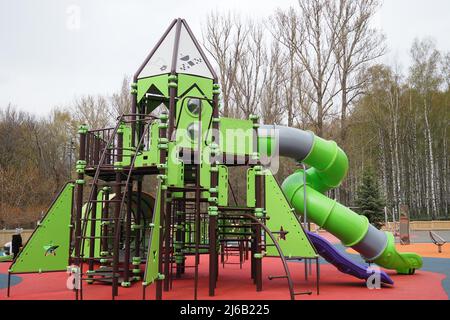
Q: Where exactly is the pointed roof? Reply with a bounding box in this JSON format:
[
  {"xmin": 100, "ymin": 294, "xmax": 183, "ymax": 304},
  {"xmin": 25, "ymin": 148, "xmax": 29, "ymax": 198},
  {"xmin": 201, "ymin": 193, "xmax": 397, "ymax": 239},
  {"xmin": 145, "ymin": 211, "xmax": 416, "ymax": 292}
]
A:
[{"xmin": 135, "ymin": 19, "xmax": 217, "ymax": 81}]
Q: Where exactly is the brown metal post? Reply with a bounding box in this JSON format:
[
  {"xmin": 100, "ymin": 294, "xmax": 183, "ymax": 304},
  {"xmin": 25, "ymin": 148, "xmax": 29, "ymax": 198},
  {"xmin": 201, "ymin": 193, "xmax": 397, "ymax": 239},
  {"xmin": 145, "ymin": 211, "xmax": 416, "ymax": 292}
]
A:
[
  {"xmin": 88, "ymin": 136, "xmax": 100, "ymax": 273},
  {"xmin": 74, "ymin": 126, "xmax": 87, "ymax": 266},
  {"xmin": 101, "ymin": 187, "xmax": 110, "ymax": 254},
  {"xmin": 156, "ymin": 111, "xmax": 168, "ymax": 300},
  {"xmin": 123, "ymin": 178, "xmax": 133, "ymax": 285},
  {"xmin": 253, "ymin": 115, "xmax": 263, "ymax": 292},
  {"xmin": 163, "ymin": 193, "xmax": 172, "ymax": 291},
  {"xmin": 134, "ymin": 179, "xmax": 142, "ymax": 277},
  {"xmin": 175, "ymin": 198, "xmax": 184, "ymax": 278},
  {"xmin": 112, "ymin": 128, "xmax": 123, "ymax": 298},
  {"xmin": 167, "ymin": 19, "xmax": 182, "ymax": 141},
  {"xmin": 209, "ymin": 83, "xmax": 220, "ymax": 296},
  {"xmin": 131, "ymin": 83, "xmax": 137, "ymax": 148},
  {"xmin": 181, "ymin": 193, "xmax": 187, "ymax": 275}
]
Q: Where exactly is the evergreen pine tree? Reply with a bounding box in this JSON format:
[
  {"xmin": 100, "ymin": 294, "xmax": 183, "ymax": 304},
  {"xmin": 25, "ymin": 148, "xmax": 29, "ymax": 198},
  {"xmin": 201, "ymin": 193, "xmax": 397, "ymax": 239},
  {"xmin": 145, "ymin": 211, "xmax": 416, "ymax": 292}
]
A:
[{"xmin": 355, "ymin": 167, "xmax": 385, "ymax": 229}]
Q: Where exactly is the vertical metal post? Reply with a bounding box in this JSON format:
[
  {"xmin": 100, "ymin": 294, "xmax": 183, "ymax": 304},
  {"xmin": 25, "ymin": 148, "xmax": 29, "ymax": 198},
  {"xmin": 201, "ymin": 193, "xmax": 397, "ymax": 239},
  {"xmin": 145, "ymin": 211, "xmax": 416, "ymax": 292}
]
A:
[
  {"xmin": 253, "ymin": 115, "xmax": 263, "ymax": 292},
  {"xmin": 112, "ymin": 128, "xmax": 123, "ymax": 298},
  {"xmin": 193, "ymin": 103, "xmax": 202, "ymax": 300},
  {"xmin": 175, "ymin": 200, "xmax": 183, "ymax": 278},
  {"xmin": 156, "ymin": 111, "xmax": 168, "ymax": 301},
  {"xmin": 88, "ymin": 136, "xmax": 100, "ymax": 274},
  {"xmin": 209, "ymin": 84, "xmax": 220, "ymax": 296},
  {"xmin": 316, "ymin": 257, "xmax": 320, "ymax": 295},
  {"xmin": 163, "ymin": 194, "xmax": 172, "ymax": 291},
  {"xmin": 7, "ymin": 272, "xmax": 11, "ymax": 297},
  {"xmin": 302, "ymin": 163, "xmax": 311, "ymax": 278},
  {"xmin": 101, "ymin": 187, "xmax": 110, "ymax": 254},
  {"xmin": 254, "ymin": 175, "xmax": 263, "ymax": 292},
  {"xmin": 131, "ymin": 82, "xmax": 137, "ymax": 148},
  {"xmin": 74, "ymin": 125, "xmax": 87, "ymax": 300},
  {"xmin": 134, "ymin": 179, "xmax": 142, "ymax": 277},
  {"xmin": 123, "ymin": 179, "xmax": 133, "ymax": 285}
]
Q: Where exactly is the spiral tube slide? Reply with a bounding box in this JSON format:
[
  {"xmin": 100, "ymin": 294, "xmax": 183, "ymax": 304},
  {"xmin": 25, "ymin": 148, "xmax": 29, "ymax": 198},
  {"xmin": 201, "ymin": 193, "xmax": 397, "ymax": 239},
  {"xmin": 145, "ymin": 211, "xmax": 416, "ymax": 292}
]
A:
[{"xmin": 258, "ymin": 125, "xmax": 422, "ymax": 274}]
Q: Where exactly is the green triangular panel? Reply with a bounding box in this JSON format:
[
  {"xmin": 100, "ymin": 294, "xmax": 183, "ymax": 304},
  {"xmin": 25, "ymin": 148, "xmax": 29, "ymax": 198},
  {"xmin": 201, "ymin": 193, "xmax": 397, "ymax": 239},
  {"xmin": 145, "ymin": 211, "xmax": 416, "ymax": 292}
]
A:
[
  {"xmin": 143, "ymin": 183, "xmax": 162, "ymax": 285},
  {"xmin": 9, "ymin": 183, "xmax": 74, "ymax": 273},
  {"xmin": 177, "ymin": 74, "xmax": 213, "ymax": 100},
  {"xmin": 264, "ymin": 172, "xmax": 317, "ymax": 258},
  {"xmin": 137, "ymin": 74, "xmax": 169, "ymax": 103}
]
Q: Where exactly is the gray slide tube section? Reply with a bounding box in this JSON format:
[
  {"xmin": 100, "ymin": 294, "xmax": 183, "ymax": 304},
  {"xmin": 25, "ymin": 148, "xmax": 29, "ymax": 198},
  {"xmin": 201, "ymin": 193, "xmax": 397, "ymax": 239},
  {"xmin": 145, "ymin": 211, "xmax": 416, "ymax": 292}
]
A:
[
  {"xmin": 259, "ymin": 125, "xmax": 314, "ymax": 161},
  {"xmin": 260, "ymin": 124, "xmax": 388, "ymax": 261},
  {"xmin": 352, "ymin": 225, "xmax": 388, "ymax": 261}
]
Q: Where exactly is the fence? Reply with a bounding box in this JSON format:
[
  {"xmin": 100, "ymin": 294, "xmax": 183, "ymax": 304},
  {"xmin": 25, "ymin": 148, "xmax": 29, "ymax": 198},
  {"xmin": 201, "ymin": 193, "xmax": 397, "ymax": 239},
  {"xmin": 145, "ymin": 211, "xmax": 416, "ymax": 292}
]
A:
[{"xmin": 0, "ymin": 230, "xmax": 33, "ymax": 246}]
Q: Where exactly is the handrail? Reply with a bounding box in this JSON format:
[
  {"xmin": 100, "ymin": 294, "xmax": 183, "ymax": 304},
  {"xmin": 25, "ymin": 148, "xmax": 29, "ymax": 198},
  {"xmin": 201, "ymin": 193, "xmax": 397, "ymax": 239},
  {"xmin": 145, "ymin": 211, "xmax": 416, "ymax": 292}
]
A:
[
  {"xmin": 111, "ymin": 116, "xmax": 155, "ymax": 299},
  {"xmin": 80, "ymin": 113, "xmax": 160, "ymax": 246},
  {"xmin": 224, "ymin": 212, "xmax": 297, "ymax": 300},
  {"xmin": 79, "ymin": 115, "xmax": 125, "ymax": 253}
]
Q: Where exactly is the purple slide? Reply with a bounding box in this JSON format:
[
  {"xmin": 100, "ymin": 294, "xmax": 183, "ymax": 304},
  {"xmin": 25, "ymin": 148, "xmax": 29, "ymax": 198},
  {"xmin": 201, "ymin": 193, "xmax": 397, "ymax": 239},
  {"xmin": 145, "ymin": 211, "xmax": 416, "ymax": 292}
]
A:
[{"xmin": 306, "ymin": 231, "xmax": 394, "ymax": 285}]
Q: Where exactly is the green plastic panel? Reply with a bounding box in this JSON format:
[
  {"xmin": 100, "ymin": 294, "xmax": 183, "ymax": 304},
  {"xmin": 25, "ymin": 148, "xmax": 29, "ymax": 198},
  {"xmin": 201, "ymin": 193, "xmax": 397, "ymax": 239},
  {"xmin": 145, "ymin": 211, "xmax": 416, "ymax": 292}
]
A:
[
  {"xmin": 82, "ymin": 190, "xmax": 104, "ymax": 259},
  {"xmin": 219, "ymin": 118, "xmax": 254, "ymax": 156},
  {"xmin": 175, "ymin": 85, "xmax": 213, "ymax": 150},
  {"xmin": 9, "ymin": 183, "xmax": 74, "ymax": 273},
  {"xmin": 246, "ymin": 168, "xmax": 256, "ymax": 207},
  {"xmin": 143, "ymin": 183, "xmax": 163, "ymax": 285},
  {"xmin": 218, "ymin": 165, "xmax": 228, "ymax": 206},
  {"xmin": 135, "ymin": 121, "xmax": 160, "ymax": 167},
  {"xmin": 264, "ymin": 172, "xmax": 316, "ymax": 258},
  {"xmin": 200, "ymin": 161, "xmax": 211, "ymax": 190},
  {"xmin": 177, "ymin": 74, "xmax": 213, "ymax": 100},
  {"xmin": 167, "ymin": 142, "xmax": 184, "ymax": 187},
  {"xmin": 116, "ymin": 124, "xmax": 132, "ymax": 167},
  {"xmin": 137, "ymin": 74, "xmax": 169, "ymax": 103}
]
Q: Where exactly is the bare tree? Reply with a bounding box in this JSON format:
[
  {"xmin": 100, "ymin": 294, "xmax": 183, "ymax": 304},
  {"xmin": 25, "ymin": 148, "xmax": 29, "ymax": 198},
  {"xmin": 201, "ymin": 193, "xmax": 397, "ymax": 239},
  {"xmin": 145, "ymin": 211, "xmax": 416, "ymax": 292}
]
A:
[
  {"xmin": 72, "ymin": 95, "xmax": 112, "ymax": 129},
  {"xmin": 409, "ymin": 38, "xmax": 442, "ymax": 219},
  {"xmin": 261, "ymin": 42, "xmax": 287, "ymax": 124},
  {"xmin": 272, "ymin": 1, "xmax": 341, "ymax": 136},
  {"xmin": 233, "ymin": 22, "xmax": 268, "ymax": 118},
  {"xmin": 270, "ymin": 8, "xmax": 303, "ymax": 127},
  {"xmin": 331, "ymin": 0, "xmax": 386, "ymax": 143},
  {"xmin": 111, "ymin": 76, "xmax": 132, "ymax": 118},
  {"xmin": 203, "ymin": 12, "xmax": 249, "ymax": 117},
  {"xmin": 442, "ymin": 52, "xmax": 450, "ymax": 91}
]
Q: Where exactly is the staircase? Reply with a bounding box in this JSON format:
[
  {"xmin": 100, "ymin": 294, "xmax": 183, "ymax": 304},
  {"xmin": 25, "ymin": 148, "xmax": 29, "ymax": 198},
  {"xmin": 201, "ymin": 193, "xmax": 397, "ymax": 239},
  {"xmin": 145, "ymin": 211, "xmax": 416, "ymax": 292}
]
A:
[{"xmin": 71, "ymin": 114, "xmax": 158, "ymax": 300}]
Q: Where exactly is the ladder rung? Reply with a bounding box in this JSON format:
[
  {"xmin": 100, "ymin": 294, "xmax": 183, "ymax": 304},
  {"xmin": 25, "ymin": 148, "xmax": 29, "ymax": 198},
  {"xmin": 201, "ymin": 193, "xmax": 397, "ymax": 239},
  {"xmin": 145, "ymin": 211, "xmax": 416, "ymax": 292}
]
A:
[
  {"xmin": 77, "ymin": 235, "xmax": 115, "ymax": 239},
  {"xmin": 81, "ymin": 276, "xmax": 117, "ymax": 281},
  {"xmin": 294, "ymin": 291, "xmax": 312, "ymax": 296},
  {"xmin": 81, "ymin": 218, "xmax": 123, "ymax": 221},
  {"xmin": 268, "ymin": 275, "xmax": 288, "ymax": 280}
]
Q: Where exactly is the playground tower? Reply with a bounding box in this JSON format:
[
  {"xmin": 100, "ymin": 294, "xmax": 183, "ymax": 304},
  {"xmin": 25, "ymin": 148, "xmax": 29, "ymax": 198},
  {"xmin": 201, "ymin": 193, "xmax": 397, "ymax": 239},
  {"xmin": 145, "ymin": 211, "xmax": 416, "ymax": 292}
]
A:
[{"xmin": 6, "ymin": 19, "xmax": 421, "ymax": 300}]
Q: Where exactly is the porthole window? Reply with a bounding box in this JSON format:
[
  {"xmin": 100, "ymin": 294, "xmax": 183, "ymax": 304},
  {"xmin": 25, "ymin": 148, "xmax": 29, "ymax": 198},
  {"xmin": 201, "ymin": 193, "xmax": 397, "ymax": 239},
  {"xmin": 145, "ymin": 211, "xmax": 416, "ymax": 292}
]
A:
[
  {"xmin": 187, "ymin": 98, "xmax": 202, "ymax": 116},
  {"xmin": 187, "ymin": 122, "xmax": 200, "ymax": 141}
]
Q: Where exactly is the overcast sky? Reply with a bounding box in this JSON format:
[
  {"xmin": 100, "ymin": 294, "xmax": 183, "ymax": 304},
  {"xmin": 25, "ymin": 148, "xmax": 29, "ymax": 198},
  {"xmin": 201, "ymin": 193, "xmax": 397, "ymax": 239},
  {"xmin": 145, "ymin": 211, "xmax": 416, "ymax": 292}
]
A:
[{"xmin": 1, "ymin": 0, "xmax": 450, "ymax": 115}]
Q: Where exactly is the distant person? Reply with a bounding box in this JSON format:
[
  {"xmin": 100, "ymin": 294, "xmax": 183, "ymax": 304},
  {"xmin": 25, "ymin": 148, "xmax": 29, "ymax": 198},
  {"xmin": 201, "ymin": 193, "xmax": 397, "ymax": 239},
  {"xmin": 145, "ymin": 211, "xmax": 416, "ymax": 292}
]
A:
[
  {"xmin": 3, "ymin": 241, "xmax": 12, "ymax": 255},
  {"xmin": 11, "ymin": 228, "xmax": 23, "ymax": 258}
]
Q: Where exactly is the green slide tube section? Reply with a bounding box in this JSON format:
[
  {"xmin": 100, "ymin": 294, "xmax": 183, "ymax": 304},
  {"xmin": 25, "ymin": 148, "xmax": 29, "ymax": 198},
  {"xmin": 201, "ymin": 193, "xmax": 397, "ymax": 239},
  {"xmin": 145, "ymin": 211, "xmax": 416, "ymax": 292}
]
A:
[{"xmin": 259, "ymin": 127, "xmax": 422, "ymax": 274}]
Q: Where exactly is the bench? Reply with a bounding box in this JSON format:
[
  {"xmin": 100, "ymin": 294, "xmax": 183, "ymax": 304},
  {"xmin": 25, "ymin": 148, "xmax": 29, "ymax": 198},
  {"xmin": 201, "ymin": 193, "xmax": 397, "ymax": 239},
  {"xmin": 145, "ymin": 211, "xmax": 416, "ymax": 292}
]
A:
[{"xmin": 429, "ymin": 231, "xmax": 447, "ymax": 253}]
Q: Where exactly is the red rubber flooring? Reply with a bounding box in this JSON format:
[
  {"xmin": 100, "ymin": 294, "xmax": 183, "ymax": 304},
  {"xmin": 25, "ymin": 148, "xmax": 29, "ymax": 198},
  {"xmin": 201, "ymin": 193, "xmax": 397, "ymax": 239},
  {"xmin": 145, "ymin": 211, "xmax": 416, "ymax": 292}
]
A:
[{"xmin": 1, "ymin": 255, "xmax": 447, "ymax": 300}]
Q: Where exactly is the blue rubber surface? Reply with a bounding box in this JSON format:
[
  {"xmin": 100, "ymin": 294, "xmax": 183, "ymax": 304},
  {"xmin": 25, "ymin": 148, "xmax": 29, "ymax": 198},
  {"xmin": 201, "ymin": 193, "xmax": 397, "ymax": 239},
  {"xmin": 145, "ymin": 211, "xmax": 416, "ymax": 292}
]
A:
[{"xmin": 0, "ymin": 272, "xmax": 22, "ymax": 289}]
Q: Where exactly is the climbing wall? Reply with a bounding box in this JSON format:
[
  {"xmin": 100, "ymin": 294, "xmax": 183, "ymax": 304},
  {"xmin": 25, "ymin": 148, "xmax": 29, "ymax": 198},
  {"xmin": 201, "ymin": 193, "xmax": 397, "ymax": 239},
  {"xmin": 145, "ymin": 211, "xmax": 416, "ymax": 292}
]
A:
[{"xmin": 9, "ymin": 183, "xmax": 74, "ymax": 273}]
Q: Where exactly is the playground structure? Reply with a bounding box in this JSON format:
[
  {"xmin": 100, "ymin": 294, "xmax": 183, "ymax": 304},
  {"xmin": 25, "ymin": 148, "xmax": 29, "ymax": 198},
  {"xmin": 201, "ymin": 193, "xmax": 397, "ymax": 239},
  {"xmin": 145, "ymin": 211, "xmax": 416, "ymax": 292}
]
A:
[{"xmin": 5, "ymin": 19, "xmax": 423, "ymax": 300}]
